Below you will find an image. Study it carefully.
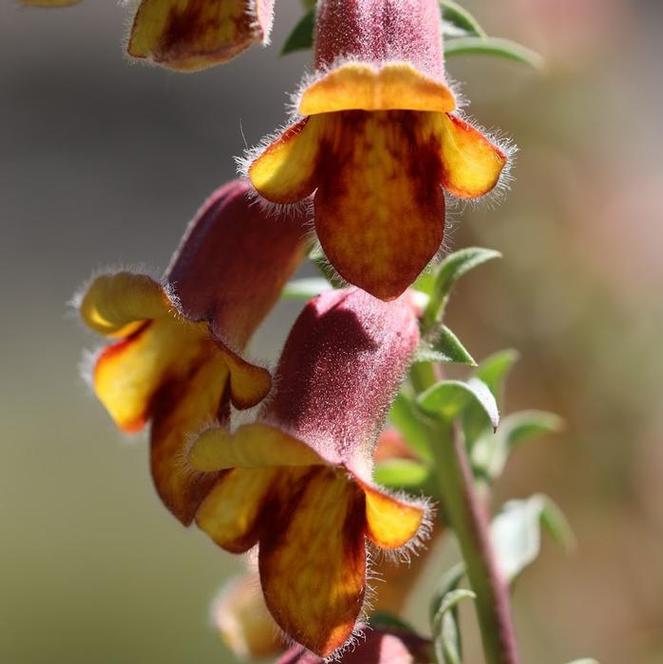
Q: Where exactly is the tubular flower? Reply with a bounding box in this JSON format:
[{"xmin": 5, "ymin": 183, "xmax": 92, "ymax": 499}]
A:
[
  {"xmin": 278, "ymin": 627, "xmax": 433, "ymax": 664},
  {"xmin": 188, "ymin": 288, "xmax": 431, "ymax": 657},
  {"xmin": 77, "ymin": 179, "xmax": 306, "ymax": 524},
  {"xmin": 211, "ymin": 572, "xmax": 282, "ymax": 659},
  {"xmin": 127, "ymin": 0, "xmax": 275, "ymax": 71},
  {"xmin": 248, "ymin": 0, "xmax": 509, "ymax": 301}
]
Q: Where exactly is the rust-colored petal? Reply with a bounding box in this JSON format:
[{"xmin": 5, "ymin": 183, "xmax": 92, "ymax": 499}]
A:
[
  {"xmin": 259, "ymin": 468, "xmax": 367, "ymax": 657},
  {"xmin": 149, "ymin": 351, "xmax": 230, "ymax": 524},
  {"xmin": 312, "ymin": 111, "xmax": 445, "ymax": 300},
  {"xmin": 221, "ymin": 346, "xmax": 272, "ymax": 410},
  {"xmin": 248, "ymin": 119, "xmax": 322, "ymax": 204},
  {"xmin": 196, "ymin": 467, "xmax": 279, "ymax": 553},
  {"xmin": 128, "ymin": 0, "xmax": 275, "ymax": 71},
  {"xmin": 433, "ymin": 113, "xmax": 507, "ymax": 199}
]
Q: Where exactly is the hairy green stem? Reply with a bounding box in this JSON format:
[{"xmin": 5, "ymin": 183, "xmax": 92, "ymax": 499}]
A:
[{"xmin": 432, "ymin": 421, "xmax": 520, "ymax": 664}]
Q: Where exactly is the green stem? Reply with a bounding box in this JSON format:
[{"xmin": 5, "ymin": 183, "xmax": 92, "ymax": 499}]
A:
[
  {"xmin": 411, "ymin": 361, "xmax": 519, "ymax": 664},
  {"xmin": 432, "ymin": 421, "xmax": 520, "ymax": 664}
]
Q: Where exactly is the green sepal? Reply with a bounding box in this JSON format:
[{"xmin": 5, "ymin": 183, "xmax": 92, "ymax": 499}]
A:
[
  {"xmin": 491, "ymin": 495, "xmax": 575, "ymax": 584},
  {"xmin": 445, "ymin": 36, "xmax": 544, "ymax": 69}
]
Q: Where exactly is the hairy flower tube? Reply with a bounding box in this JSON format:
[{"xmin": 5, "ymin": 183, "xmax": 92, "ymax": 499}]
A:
[
  {"xmin": 77, "ymin": 179, "xmax": 306, "ymax": 524},
  {"xmin": 278, "ymin": 627, "xmax": 433, "ymax": 664},
  {"xmin": 188, "ymin": 288, "xmax": 431, "ymax": 657},
  {"xmin": 248, "ymin": 0, "xmax": 509, "ymax": 301},
  {"xmin": 128, "ymin": 0, "xmax": 275, "ymax": 71}
]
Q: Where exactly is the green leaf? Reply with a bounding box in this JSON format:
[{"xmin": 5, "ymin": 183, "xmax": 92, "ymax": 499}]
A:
[
  {"xmin": 424, "ymin": 248, "xmax": 501, "ymax": 325},
  {"xmin": 389, "ymin": 392, "xmax": 434, "ymax": 462},
  {"xmin": 370, "ymin": 611, "xmax": 415, "ymax": 633},
  {"xmin": 491, "ymin": 495, "xmax": 574, "ymax": 584},
  {"xmin": 429, "ymin": 562, "xmax": 466, "ymax": 625},
  {"xmin": 472, "ymin": 410, "xmax": 563, "ymax": 482},
  {"xmin": 281, "ymin": 8, "xmax": 315, "ymax": 56},
  {"xmin": 432, "ymin": 588, "xmax": 475, "ymax": 664},
  {"xmin": 418, "ymin": 378, "xmax": 499, "ymax": 430},
  {"xmin": 445, "ymin": 36, "xmax": 544, "ymax": 70},
  {"xmin": 281, "ymin": 277, "xmax": 333, "ymax": 301},
  {"xmin": 462, "ymin": 350, "xmax": 518, "ymax": 447},
  {"xmin": 441, "ymin": 1, "xmax": 486, "ymax": 38},
  {"xmin": 413, "ymin": 270, "xmax": 436, "ymax": 296},
  {"xmin": 373, "ymin": 459, "xmax": 431, "ymax": 492},
  {"xmin": 416, "ymin": 326, "xmax": 476, "ymax": 366},
  {"xmin": 474, "ymin": 349, "xmax": 519, "ymax": 401}
]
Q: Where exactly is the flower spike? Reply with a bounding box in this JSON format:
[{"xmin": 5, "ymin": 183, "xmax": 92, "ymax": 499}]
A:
[
  {"xmin": 190, "ymin": 288, "xmax": 431, "ymax": 657},
  {"xmin": 78, "ymin": 179, "xmax": 306, "ymax": 524},
  {"xmin": 128, "ymin": 0, "xmax": 276, "ymax": 71},
  {"xmin": 248, "ymin": 0, "xmax": 509, "ymax": 300}
]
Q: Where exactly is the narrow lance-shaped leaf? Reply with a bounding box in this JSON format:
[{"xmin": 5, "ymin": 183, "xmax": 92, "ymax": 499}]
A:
[
  {"xmin": 429, "ymin": 562, "xmax": 468, "ymax": 664},
  {"xmin": 445, "ymin": 36, "xmax": 544, "ymax": 70},
  {"xmin": 440, "ymin": 0, "xmax": 486, "ymax": 37},
  {"xmin": 418, "ymin": 378, "xmax": 499, "ymax": 431},
  {"xmin": 463, "ymin": 349, "xmax": 519, "ymax": 447},
  {"xmin": 415, "ymin": 326, "xmax": 476, "ymax": 366},
  {"xmin": 281, "ymin": 8, "xmax": 315, "ymax": 55},
  {"xmin": 423, "ymin": 248, "xmax": 501, "ymax": 326},
  {"xmin": 472, "ymin": 410, "xmax": 563, "ymax": 482},
  {"xmin": 491, "ymin": 495, "xmax": 575, "ymax": 584}
]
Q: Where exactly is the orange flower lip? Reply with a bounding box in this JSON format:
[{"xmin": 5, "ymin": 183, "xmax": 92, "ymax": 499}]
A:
[{"xmin": 190, "ymin": 289, "xmax": 431, "ymax": 656}]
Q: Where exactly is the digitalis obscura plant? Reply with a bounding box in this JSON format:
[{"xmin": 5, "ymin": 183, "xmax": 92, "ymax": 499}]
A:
[{"xmin": 26, "ymin": 0, "xmax": 594, "ymax": 661}]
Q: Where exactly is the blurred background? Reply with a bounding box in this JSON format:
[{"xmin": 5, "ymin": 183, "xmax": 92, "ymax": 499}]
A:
[{"xmin": 1, "ymin": 0, "xmax": 662, "ymax": 662}]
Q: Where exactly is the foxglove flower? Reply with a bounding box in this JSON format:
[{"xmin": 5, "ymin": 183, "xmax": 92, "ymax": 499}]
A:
[
  {"xmin": 128, "ymin": 0, "xmax": 275, "ymax": 71},
  {"xmin": 248, "ymin": 0, "xmax": 509, "ymax": 300},
  {"xmin": 278, "ymin": 627, "xmax": 433, "ymax": 664},
  {"xmin": 212, "ymin": 571, "xmax": 282, "ymax": 659},
  {"xmin": 188, "ymin": 288, "xmax": 431, "ymax": 656},
  {"xmin": 77, "ymin": 179, "xmax": 306, "ymax": 524}
]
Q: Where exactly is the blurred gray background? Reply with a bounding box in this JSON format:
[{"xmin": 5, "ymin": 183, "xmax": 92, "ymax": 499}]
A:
[{"xmin": 2, "ymin": 1, "xmax": 663, "ymax": 662}]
